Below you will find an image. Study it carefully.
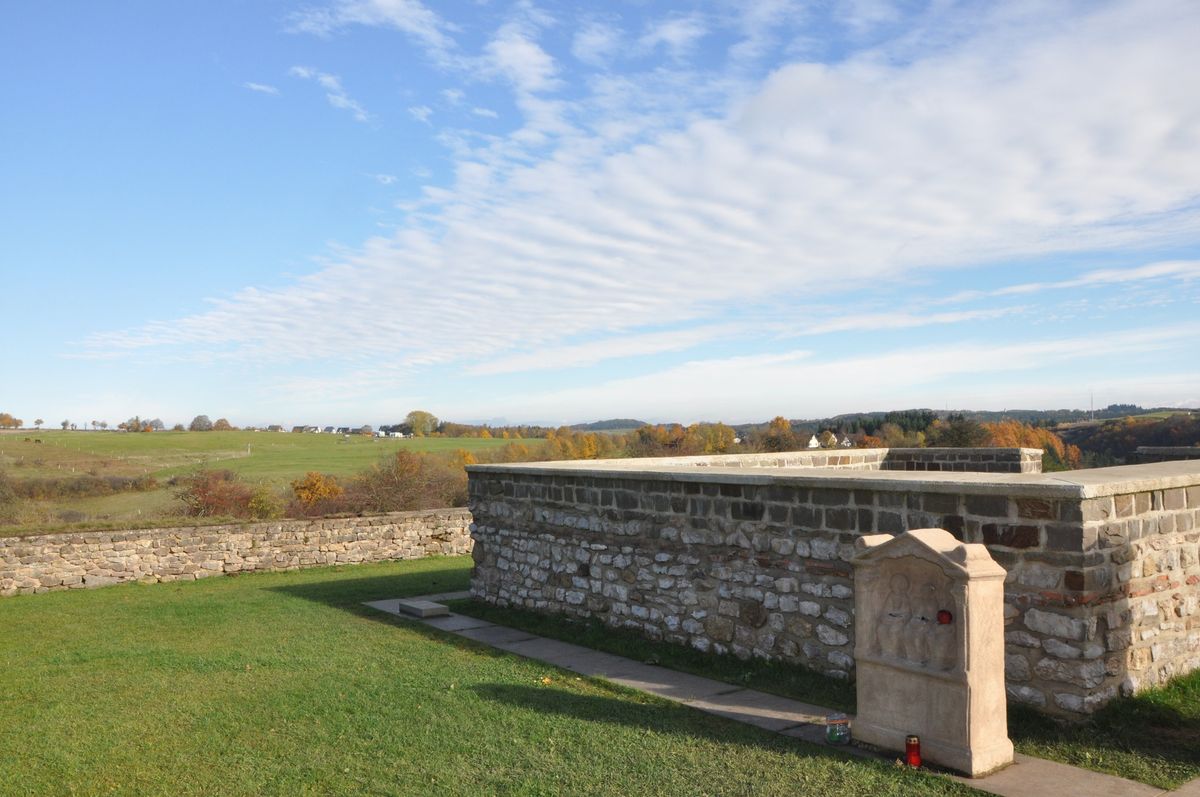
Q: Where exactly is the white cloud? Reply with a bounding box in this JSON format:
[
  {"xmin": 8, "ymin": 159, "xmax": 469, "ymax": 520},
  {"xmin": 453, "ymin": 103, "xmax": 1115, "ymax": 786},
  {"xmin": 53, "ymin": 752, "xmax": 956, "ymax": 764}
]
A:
[
  {"xmin": 287, "ymin": 0, "xmax": 455, "ymax": 61},
  {"xmin": 289, "ymin": 66, "xmax": 371, "ymax": 122},
  {"xmin": 467, "ymin": 325, "xmax": 743, "ymax": 376},
  {"xmin": 469, "ymin": 323, "xmax": 1200, "ymax": 423},
  {"xmin": 86, "ymin": 1, "xmax": 1200, "ymax": 416},
  {"xmin": 408, "ymin": 104, "xmax": 433, "ymax": 123},
  {"xmin": 572, "ymin": 21, "xmax": 621, "ymax": 67},
  {"xmin": 243, "ymin": 81, "xmax": 280, "ymax": 95},
  {"xmin": 373, "ymin": 173, "xmax": 397, "ymax": 185},
  {"xmin": 835, "ymin": 0, "xmax": 901, "ymax": 35},
  {"xmin": 939, "ymin": 260, "xmax": 1200, "ymax": 303},
  {"xmin": 639, "ymin": 15, "xmax": 708, "ymax": 60},
  {"xmin": 472, "ymin": 107, "xmax": 499, "ymax": 119},
  {"xmin": 441, "ymin": 88, "xmax": 464, "ymax": 104},
  {"xmin": 786, "ymin": 308, "xmax": 1019, "ymax": 336},
  {"xmin": 726, "ymin": 0, "xmax": 802, "ymax": 63},
  {"xmin": 484, "ymin": 21, "xmax": 560, "ymax": 95}
]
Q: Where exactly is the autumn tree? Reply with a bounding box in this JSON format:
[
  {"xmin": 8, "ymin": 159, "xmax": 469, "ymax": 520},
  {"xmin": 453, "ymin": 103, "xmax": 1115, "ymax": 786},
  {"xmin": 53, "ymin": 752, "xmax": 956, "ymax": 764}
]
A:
[
  {"xmin": 982, "ymin": 420, "xmax": 1081, "ymax": 471},
  {"xmin": 878, "ymin": 422, "xmax": 924, "ymax": 447},
  {"xmin": 212, "ymin": 418, "xmax": 233, "ymax": 431},
  {"xmin": 818, "ymin": 430, "xmax": 839, "ymax": 448},
  {"xmin": 928, "ymin": 414, "xmax": 990, "ymax": 447},
  {"xmin": 405, "ymin": 410, "xmax": 439, "ymax": 436},
  {"xmin": 754, "ymin": 416, "xmax": 799, "ymax": 452},
  {"xmin": 291, "ymin": 472, "xmax": 344, "ymax": 508},
  {"xmin": 189, "ymin": 415, "xmax": 213, "ymax": 432},
  {"xmin": 0, "ymin": 413, "xmax": 18, "ymax": 429}
]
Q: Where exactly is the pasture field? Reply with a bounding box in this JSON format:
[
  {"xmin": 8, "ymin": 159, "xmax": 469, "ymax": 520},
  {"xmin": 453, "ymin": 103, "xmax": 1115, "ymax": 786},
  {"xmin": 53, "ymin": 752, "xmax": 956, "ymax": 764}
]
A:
[
  {"xmin": 0, "ymin": 430, "xmax": 519, "ymax": 480},
  {"xmin": 0, "ymin": 556, "xmax": 974, "ymax": 796},
  {"xmin": 0, "ymin": 430, "xmax": 523, "ymax": 533}
]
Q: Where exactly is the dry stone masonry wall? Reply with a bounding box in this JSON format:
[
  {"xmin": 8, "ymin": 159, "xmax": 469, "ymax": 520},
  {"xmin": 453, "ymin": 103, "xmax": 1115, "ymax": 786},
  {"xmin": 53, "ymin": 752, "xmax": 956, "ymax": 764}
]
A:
[
  {"xmin": 0, "ymin": 508, "xmax": 472, "ymax": 596},
  {"xmin": 467, "ymin": 452, "xmax": 1200, "ymax": 719}
]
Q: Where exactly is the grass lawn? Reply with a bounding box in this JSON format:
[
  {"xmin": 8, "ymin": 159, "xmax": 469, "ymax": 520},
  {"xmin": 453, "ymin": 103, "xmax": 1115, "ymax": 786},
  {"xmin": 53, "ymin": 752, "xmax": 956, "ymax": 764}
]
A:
[
  {"xmin": 451, "ymin": 600, "xmax": 1200, "ymax": 790},
  {"xmin": 0, "ymin": 556, "xmax": 977, "ymax": 796}
]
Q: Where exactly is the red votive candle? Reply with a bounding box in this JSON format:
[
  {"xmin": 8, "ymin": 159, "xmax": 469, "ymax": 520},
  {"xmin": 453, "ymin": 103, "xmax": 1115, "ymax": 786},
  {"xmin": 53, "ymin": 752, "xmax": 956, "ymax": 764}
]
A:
[{"xmin": 905, "ymin": 735, "xmax": 922, "ymax": 767}]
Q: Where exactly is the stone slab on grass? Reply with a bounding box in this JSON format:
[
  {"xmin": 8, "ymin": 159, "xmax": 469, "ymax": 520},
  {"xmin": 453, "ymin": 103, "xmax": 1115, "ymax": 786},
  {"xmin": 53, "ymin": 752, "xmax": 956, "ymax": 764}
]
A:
[
  {"xmin": 396, "ymin": 599, "xmax": 450, "ymax": 618},
  {"xmin": 946, "ymin": 754, "xmax": 1164, "ymax": 797},
  {"xmin": 605, "ymin": 666, "xmax": 742, "ymax": 702},
  {"xmin": 420, "ymin": 614, "xmax": 495, "ymax": 632},
  {"xmin": 684, "ymin": 688, "xmax": 833, "ymax": 732},
  {"xmin": 456, "ymin": 625, "xmax": 539, "ymax": 646}
]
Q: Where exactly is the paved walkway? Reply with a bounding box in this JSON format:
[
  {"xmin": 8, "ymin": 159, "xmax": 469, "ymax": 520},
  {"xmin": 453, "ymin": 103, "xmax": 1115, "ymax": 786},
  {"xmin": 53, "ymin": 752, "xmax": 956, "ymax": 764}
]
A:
[{"xmin": 365, "ymin": 593, "xmax": 1193, "ymax": 797}]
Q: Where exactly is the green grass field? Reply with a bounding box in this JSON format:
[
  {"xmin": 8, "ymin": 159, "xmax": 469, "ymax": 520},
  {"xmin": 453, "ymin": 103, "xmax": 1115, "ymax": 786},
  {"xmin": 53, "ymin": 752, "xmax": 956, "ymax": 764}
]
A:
[
  {"xmin": 0, "ymin": 430, "xmax": 522, "ymax": 532},
  {"xmin": 0, "ymin": 430, "xmax": 520, "ymax": 480},
  {"xmin": 0, "ymin": 557, "xmax": 977, "ymax": 796},
  {"xmin": 453, "ymin": 601, "xmax": 1200, "ymax": 789}
]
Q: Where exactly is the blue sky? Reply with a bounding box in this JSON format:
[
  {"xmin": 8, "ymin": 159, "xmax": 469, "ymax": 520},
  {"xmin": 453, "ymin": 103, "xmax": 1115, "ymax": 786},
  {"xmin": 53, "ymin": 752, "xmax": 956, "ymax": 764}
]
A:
[{"xmin": 2, "ymin": 0, "xmax": 1198, "ymax": 428}]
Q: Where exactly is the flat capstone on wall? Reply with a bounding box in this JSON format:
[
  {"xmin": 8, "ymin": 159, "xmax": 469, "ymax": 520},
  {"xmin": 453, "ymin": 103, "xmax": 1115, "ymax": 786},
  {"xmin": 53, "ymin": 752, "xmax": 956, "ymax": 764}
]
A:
[{"xmin": 467, "ymin": 450, "xmax": 1200, "ymax": 719}]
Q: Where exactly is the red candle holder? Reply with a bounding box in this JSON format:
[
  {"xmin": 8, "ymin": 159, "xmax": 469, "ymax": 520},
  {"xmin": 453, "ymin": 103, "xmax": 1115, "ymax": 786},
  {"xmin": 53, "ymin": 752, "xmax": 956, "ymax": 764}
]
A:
[{"xmin": 905, "ymin": 735, "xmax": 922, "ymax": 767}]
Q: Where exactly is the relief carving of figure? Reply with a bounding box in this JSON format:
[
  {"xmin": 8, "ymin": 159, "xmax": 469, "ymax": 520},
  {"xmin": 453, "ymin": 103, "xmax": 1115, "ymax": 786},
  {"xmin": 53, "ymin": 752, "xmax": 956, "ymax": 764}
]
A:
[
  {"xmin": 907, "ymin": 581, "xmax": 939, "ymax": 666},
  {"xmin": 876, "ymin": 573, "xmax": 910, "ymax": 659}
]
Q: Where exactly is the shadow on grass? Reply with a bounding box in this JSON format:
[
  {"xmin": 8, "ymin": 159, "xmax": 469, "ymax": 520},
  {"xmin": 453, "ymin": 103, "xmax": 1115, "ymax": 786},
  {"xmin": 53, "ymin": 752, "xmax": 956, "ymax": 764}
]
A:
[
  {"xmin": 265, "ymin": 558, "xmax": 471, "ymax": 611},
  {"xmin": 448, "ymin": 598, "xmax": 858, "ymax": 714},
  {"xmin": 470, "ymin": 681, "xmax": 876, "ymax": 764},
  {"xmin": 1008, "ymin": 685, "xmax": 1200, "ymax": 788}
]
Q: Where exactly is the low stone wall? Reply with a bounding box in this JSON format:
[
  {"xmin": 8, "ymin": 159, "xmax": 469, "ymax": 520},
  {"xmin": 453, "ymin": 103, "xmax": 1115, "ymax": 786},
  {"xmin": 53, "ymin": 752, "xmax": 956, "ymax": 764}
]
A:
[
  {"xmin": 467, "ymin": 454, "xmax": 1200, "ymax": 718},
  {"xmin": 0, "ymin": 508, "xmax": 472, "ymax": 597},
  {"xmin": 1136, "ymin": 446, "xmax": 1200, "ymax": 463}
]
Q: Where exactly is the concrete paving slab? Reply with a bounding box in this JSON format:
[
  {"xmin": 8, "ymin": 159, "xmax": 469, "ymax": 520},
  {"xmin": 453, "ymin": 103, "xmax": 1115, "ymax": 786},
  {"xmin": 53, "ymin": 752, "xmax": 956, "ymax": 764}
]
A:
[
  {"xmin": 684, "ymin": 689, "xmax": 833, "ymax": 732},
  {"xmin": 419, "ymin": 614, "xmax": 495, "ymax": 632},
  {"xmin": 1172, "ymin": 776, "xmax": 1200, "ymax": 797},
  {"xmin": 495, "ymin": 636, "xmax": 605, "ymax": 668},
  {"xmin": 946, "ymin": 753, "xmax": 1165, "ymax": 797},
  {"xmin": 456, "ymin": 625, "xmax": 539, "ymax": 646},
  {"xmin": 528, "ymin": 648, "xmax": 651, "ymax": 679},
  {"xmin": 604, "ymin": 666, "xmax": 742, "ymax": 702},
  {"xmin": 394, "ymin": 599, "xmax": 449, "ymax": 618},
  {"xmin": 362, "ymin": 599, "xmax": 408, "ymax": 617}
]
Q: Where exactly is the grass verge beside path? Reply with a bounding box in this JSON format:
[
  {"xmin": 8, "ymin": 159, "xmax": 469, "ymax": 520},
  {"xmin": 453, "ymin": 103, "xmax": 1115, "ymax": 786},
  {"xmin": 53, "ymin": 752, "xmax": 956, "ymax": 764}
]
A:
[
  {"xmin": 0, "ymin": 556, "xmax": 976, "ymax": 796},
  {"xmin": 446, "ymin": 598, "xmax": 857, "ymax": 713},
  {"xmin": 450, "ymin": 599, "xmax": 1200, "ymax": 790}
]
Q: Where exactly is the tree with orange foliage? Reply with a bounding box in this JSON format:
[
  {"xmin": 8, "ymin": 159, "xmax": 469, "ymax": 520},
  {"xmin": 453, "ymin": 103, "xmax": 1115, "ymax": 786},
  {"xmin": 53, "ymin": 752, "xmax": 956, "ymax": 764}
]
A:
[
  {"xmin": 291, "ymin": 471, "xmax": 344, "ymax": 507},
  {"xmin": 982, "ymin": 420, "xmax": 1080, "ymax": 470}
]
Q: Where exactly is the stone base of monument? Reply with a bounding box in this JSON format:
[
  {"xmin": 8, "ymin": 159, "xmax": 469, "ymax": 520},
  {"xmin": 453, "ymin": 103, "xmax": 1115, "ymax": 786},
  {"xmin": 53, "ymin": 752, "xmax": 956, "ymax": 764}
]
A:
[
  {"xmin": 853, "ymin": 659, "xmax": 1015, "ymax": 776},
  {"xmin": 852, "ymin": 529, "xmax": 1014, "ymax": 778}
]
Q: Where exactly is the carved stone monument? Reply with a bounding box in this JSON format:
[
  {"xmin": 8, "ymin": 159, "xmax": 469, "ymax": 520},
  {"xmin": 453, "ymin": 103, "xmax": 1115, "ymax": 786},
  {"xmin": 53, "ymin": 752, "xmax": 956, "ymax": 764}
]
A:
[{"xmin": 852, "ymin": 528, "xmax": 1013, "ymax": 777}]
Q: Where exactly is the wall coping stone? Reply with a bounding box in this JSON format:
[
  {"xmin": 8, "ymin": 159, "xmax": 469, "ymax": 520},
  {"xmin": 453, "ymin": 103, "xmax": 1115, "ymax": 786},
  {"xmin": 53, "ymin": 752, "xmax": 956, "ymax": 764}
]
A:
[
  {"xmin": 5, "ymin": 508, "xmax": 471, "ymax": 546},
  {"xmin": 467, "ymin": 458, "xmax": 1200, "ymax": 499}
]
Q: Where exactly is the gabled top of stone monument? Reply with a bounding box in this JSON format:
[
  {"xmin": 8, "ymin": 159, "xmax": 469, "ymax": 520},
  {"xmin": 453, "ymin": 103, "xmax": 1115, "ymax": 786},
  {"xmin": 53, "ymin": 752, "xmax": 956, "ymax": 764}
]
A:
[{"xmin": 853, "ymin": 528, "xmax": 1005, "ymax": 579}]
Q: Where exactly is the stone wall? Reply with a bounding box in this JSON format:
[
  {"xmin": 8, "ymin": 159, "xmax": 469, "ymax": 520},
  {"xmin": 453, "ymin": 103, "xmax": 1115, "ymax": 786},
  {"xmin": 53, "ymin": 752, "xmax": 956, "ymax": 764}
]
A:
[
  {"xmin": 0, "ymin": 508, "xmax": 472, "ymax": 597},
  {"xmin": 467, "ymin": 455, "xmax": 1200, "ymax": 718},
  {"xmin": 1136, "ymin": 446, "xmax": 1200, "ymax": 463}
]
